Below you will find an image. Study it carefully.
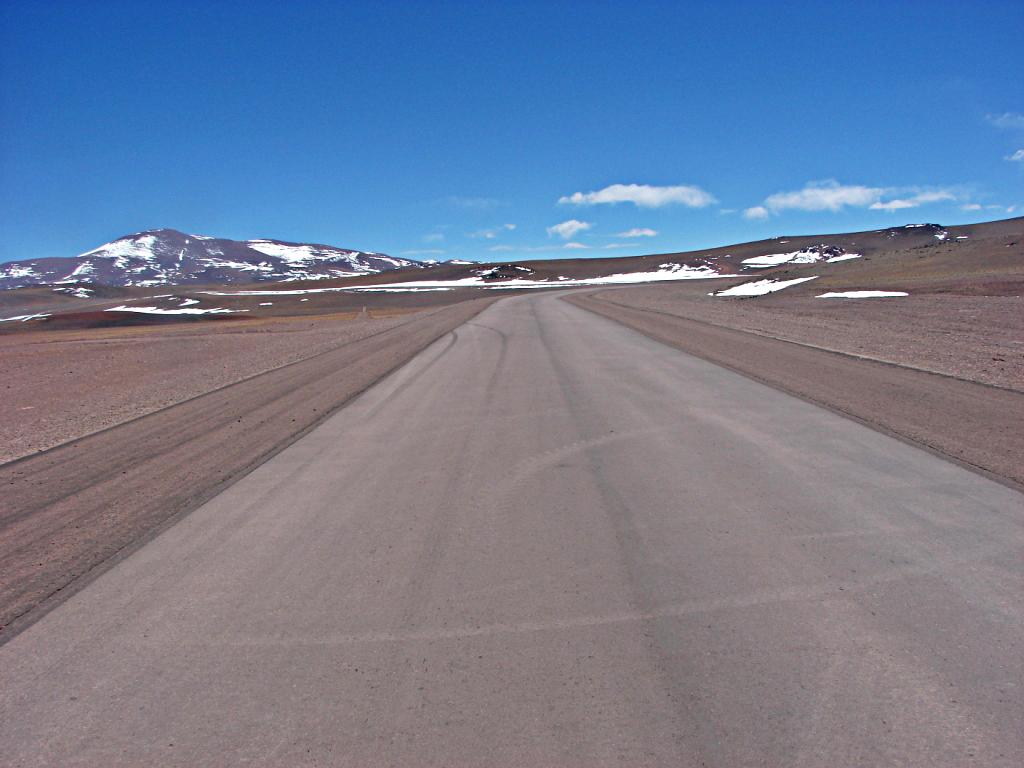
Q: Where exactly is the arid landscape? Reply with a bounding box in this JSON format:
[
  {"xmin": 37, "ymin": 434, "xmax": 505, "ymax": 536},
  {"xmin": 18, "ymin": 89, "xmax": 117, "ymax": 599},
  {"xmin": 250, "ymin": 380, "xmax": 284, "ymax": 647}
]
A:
[
  {"xmin": 2, "ymin": 216, "xmax": 1021, "ymax": 646},
  {"xmin": 3, "ymin": 218, "xmax": 1023, "ymax": 766},
  {"xmin": 3, "ymin": 4, "xmax": 1022, "ymax": 765}
]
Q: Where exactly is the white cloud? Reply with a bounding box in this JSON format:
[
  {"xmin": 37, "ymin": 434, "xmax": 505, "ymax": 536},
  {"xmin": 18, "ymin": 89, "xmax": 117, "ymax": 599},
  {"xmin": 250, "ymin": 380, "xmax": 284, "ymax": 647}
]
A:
[
  {"xmin": 563, "ymin": 242, "xmax": 590, "ymax": 250},
  {"xmin": 469, "ymin": 223, "xmax": 516, "ymax": 239},
  {"xmin": 987, "ymin": 112, "xmax": 1024, "ymax": 130},
  {"xmin": 559, "ymin": 183, "xmax": 716, "ymax": 208},
  {"xmin": 547, "ymin": 219, "xmax": 593, "ymax": 239},
  {"xmin": 961, "ymin": 203, "xmax": 982, "ymax": 211},
  {"xmin": 751, "ymin": 180, "xmax": 961, "ymax": 216},
  {"xmin": 604, "ymin": 243, "xmax": 632, "ymax": 249},
  {"xmin": 869, "ymin": 199, "xmax": 917, "ymax": 211},
  {"xmin": 869, "ymin": 190, "xmax": 956, "ymax": 211},
  {"xmin": 616, "ymin": 227, "xmax": 658, "ymax": 238},
  {"xmin": 1007, "ymin": 149, "xmax": 1024, "ymax": 162},
  {"xmin": 764, "ymin": 180, "xmax": 884, "ymax": 213}
]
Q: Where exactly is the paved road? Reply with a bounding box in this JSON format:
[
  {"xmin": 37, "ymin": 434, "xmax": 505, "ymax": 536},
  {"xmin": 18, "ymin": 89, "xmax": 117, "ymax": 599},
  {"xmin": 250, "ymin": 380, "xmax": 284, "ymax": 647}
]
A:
[{"xmin": 2, "ymin": 292, "xmax": 1022, "ymax": 766}]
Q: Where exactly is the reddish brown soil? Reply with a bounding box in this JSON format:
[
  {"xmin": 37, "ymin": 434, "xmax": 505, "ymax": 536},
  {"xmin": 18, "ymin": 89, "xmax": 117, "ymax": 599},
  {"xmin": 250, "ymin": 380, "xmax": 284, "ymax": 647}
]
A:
[{"xmin": 2, "ymin": 308, "xmax": 457, "ymax": 463}]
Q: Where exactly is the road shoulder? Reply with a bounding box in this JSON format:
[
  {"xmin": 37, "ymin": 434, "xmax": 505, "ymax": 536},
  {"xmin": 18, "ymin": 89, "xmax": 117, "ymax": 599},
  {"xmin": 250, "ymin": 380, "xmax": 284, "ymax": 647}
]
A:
[{"xmin": 568, "ymin": 290, "xmax": 1024, "ymax": 490}]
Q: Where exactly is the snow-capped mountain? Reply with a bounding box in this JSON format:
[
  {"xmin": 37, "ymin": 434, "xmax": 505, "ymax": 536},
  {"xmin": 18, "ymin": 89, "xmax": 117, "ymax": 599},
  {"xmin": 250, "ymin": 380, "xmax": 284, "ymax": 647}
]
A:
[{"xmin": 0, "ymin": 229, "xmax": 422, "ymax": 289}]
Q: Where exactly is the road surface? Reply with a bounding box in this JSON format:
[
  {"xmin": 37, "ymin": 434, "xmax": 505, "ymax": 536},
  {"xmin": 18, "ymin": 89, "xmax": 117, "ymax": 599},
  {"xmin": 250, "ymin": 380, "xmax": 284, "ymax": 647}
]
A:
[{"xmin": 2, "ymin": 291, "xmax": 1022, "ymax": 766}]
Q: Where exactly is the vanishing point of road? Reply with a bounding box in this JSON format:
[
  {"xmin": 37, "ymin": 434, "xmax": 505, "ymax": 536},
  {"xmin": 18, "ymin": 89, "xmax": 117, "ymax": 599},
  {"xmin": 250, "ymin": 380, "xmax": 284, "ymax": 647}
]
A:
[{"xmin": 2, "ymin": 291, "xmax": 1021, "ymax": 766}]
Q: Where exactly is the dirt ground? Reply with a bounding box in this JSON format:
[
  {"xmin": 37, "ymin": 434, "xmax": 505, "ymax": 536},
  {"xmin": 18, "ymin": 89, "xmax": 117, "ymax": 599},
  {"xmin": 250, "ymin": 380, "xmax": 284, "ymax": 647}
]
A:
[
  {"xmin": 2, "ymin": 306, "xmax": 458, "ymax": 463},
  {"xmin": 593, "ymin": 283, "xmax": 1023, "ymax": 391}
]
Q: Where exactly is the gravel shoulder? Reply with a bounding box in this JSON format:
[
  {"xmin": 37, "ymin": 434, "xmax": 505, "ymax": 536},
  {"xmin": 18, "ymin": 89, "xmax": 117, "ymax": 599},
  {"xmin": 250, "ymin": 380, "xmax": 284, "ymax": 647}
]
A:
[
  {"xmin": 0, "ymin": 297, "xmax": 493, "ymax": 639},
  {"xmin": 569, "ymin": 289, "xmax": 1024, "ymax": 489}
]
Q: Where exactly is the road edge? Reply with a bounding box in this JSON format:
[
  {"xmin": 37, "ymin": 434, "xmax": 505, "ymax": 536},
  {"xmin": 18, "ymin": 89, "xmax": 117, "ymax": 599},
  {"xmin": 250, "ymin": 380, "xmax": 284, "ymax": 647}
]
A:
[
  {"xmin": 566, "ymin": 290, "xmax": 1024, "ymax": 494},
  {"xmin": 0, "ymin": 297, "xmax": 499, "ymax": 645}
]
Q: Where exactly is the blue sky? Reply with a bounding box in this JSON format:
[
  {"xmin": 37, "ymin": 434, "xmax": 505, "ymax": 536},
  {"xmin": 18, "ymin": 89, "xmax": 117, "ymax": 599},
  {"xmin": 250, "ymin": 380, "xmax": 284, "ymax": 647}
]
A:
[{"xmin": 1, "ymin": 1, "xmax": 1022, "ymax": 265}]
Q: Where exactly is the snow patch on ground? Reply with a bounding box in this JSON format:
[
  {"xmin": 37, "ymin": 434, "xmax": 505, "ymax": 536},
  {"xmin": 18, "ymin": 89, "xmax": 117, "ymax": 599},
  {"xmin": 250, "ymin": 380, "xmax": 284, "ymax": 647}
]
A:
[
  {"xmin": 53, "ymin": 286, "xmax": 94, "ymax": 298},
  {"xmin": 825, "ymin": 253, "xmax": 862, "ymax": 263},
  {"xmin": 0, "ymin": 313, "xmax": 50, "ymax": 322},
  {"xmin": 205, "ymin": 263, "xmax": 728, "ymax": 295},
  {"xmin": 1, "ymin": 265, "xmax": 39, "ymax": 279},
  {"xmin": 355, "ymin": 287, "xmax": 456, "ymax": 292},
  {"xmin": 711, "ymin": 276, "xmax": 819, "ymax": 297},
  {"xmin": 817, "ymin": 290, "xmax": 908, "ymax": 298},
  {"xmin": 105, "ymin": 305, "xmax": 249, "ymax": 315},
  {"xmin": 741, "ymin": 246, "xmax": 852, "ymax": 269}
]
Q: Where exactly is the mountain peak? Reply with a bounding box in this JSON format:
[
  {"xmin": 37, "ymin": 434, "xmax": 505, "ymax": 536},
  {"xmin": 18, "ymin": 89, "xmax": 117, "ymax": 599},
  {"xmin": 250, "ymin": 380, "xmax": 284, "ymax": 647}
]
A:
[{"xmin": 1, "ymin": 230, "xmax": 422, "ymax": 289}]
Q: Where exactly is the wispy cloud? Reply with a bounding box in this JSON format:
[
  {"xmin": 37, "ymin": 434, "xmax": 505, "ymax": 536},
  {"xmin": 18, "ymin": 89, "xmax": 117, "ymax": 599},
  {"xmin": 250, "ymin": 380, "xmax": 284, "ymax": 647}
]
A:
[
  {"xmin": 422, "ymin": 232, "xmax": 445, "ymax": 243},
  {"xmin": 764, "ymin": 180, "xmax": 883, "ymax": 212},
  {"xmin": 961, "ymin": 203, "xmax": 982, "ymax": 211},
  {"xmin": 559, "ymin": 183, "xmax": 716, "ymax": 208},
  {"xmin": 1007, "ymin": 149, "xmax": 1024, "ymax": 162},
  {"xmin": 616, "ymin": 227, "xmax": 658, "ymax": 238},
  {"xmin": 488, "ymin": 244, "xmax": 569, "ymax": 254},
  {"xmin": 563, "ymin": 242, "xmax": 590, "ymax": 250},
  {"xmin": 987, "ymin": 112, "xmax": 1024, "ymax": 130},
  {"xmin": 869, "ymin": 190, "xmax": 956, "ymax": 211},
  {"xmin": 547, "ymin": 219, "xmax": 593, "ymax": 239},
  {"xmin": 442, "ymin": 195, "xmax": 502, "ymax": 210},
  {"xmin": 469, "ymin": 223, "xmax": 516, "ymax": 239},
  {"xmin": 868, "ymin": 200, "xmax": 916, "ymax": 211},
  {"xmin": 751, "ymin": 180, "xmax": 961, "ymax": 216}
]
